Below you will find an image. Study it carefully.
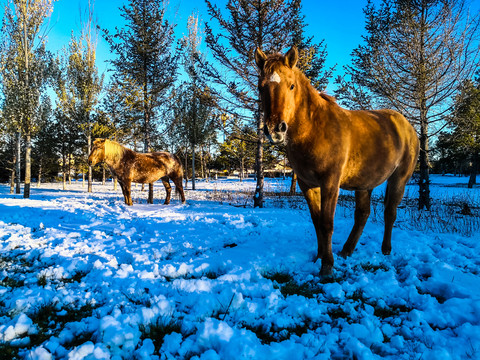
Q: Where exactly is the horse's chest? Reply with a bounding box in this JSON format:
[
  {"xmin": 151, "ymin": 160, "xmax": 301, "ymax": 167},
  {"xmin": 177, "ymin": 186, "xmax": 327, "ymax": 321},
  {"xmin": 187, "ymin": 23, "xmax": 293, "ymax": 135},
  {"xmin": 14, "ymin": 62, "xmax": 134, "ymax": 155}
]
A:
[{"xmin": 287, "ymin": 148, "xmax": 331, "ymax": 186}]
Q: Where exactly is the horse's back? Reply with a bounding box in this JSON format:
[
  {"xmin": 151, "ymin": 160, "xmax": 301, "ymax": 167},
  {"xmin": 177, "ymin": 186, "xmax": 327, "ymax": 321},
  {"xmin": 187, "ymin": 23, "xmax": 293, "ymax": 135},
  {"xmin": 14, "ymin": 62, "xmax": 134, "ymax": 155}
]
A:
[
  {"xmin": 150, "ymin": 152, "xmax": 183, "ymax": 177},
  {"xmin": 340, "ymin": 108, "xmax": 419, "ymax": 190}
]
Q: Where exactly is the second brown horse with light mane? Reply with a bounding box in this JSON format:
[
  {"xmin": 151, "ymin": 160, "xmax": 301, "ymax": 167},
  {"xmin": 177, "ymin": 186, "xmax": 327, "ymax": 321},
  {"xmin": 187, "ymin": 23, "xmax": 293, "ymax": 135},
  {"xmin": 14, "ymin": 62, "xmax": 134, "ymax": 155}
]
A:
[
  {"xmin": 255, "ymin": 47, "xmax": 419, "ymax": 276},
  {"xmin": 88, "ymin": 139, "xmax": 186, "ymax": 206}
]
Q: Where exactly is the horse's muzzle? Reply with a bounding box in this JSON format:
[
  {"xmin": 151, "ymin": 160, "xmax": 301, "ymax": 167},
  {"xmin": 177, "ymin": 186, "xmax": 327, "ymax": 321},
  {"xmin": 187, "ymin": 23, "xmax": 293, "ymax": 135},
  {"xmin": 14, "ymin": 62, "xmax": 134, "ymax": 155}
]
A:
[{"xmin": 264, "ymin": 121, "xmax": 288, "ymax": 145}]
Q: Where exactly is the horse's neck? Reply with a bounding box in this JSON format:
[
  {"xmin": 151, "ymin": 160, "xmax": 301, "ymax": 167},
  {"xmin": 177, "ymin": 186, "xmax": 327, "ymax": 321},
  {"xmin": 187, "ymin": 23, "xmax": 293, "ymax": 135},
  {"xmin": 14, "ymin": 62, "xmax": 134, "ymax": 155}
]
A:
[
  {"xmin": 291, "ymin": 74, "xmax": 330, "ymax": 140},
  {"xmin": 105, "ymin": 144, "xmax": 130, "ymax": 168}
]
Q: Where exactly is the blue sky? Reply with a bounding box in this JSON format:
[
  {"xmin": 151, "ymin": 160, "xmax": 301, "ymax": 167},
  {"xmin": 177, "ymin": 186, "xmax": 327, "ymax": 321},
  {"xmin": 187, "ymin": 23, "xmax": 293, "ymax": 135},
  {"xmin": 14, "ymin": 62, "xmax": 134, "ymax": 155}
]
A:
[{"xmin": 45, "ymin": 0, "xmax": 367, "ymax": 90}]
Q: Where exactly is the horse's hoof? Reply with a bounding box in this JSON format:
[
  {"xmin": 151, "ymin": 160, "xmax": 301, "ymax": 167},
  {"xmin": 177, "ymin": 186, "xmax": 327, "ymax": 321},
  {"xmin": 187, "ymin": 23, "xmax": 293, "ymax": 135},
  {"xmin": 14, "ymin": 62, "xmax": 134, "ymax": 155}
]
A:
[
  {"xmin": 339, "ymin": 250, "xmax": 351, "ymax": 259},
  {"xmin": 320, "ymin": 264, "xmax": 333, "ymax": 277}
]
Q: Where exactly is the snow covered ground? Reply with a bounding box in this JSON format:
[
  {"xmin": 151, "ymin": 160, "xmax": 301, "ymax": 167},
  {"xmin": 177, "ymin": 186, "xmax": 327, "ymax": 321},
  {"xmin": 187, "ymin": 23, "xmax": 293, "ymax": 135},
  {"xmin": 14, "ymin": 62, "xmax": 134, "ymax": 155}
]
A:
[{"xmin": 0, "ymin": 175, "xmax": 479, "ymax": 360}]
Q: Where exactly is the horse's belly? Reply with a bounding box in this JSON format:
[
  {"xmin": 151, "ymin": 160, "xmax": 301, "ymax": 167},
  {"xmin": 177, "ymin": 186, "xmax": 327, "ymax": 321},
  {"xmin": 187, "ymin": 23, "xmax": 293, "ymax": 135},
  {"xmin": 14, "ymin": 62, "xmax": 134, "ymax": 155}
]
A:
[
  {"xmin": 133, "ymin": 170, "xmax": 164, "ymax": 184},
  {"xmin": 340, "ymin": 161, "xmax": 396, "ymax": 190}
]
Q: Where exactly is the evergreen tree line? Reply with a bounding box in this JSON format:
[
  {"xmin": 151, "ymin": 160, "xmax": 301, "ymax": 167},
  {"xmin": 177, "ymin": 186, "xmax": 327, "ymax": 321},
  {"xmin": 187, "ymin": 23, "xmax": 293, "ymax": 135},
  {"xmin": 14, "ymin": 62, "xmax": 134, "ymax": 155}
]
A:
[{"xmin": 0, "ymin": 0, "xmax": 479, "ymax": 209}]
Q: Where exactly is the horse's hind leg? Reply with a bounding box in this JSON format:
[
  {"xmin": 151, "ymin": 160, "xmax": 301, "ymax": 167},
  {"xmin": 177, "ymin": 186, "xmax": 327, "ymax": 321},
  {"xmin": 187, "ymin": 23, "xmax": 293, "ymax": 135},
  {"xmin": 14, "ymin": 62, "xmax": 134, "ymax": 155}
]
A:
[
  {"xmin": 340, "ymin": 190, "xmax": 372, "ymax": 258},
  {"xmin": 382, "ymin": 174, "xmax": 408, "ymax": 255},
  {"xmin": 172, "ymin": 176, "xmax": 186, "ymax": 203},
  {"xmin": 161, "ymin": 177, "xmax": 172, "ymax": 205}
]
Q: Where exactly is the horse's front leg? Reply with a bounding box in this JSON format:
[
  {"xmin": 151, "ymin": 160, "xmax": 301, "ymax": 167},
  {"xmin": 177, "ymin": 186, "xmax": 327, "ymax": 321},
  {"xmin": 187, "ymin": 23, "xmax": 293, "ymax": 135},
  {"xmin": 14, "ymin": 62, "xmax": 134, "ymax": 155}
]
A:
[
  {"xmin": 298, "ymin": 180, "xmax": 325, "ymax": 261},
  {"xmin": 123, "ymin": 180, "xmax": 133, "ymax": 206},
  {"xmin": 117, "ymin": 180, "xmax": 128, "ymax": 205},
  {"xmin": 318, "ymin": 184, "xmax": 340, "ymax": 276}
]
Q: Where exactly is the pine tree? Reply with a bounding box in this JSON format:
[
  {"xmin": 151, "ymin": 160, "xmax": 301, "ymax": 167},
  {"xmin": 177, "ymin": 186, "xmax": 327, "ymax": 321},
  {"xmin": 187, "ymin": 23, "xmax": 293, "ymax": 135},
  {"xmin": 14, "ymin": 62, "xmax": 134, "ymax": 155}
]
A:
[
  {"xmin": 451, "ymin": 77, "xmax": 480, "ymax": 188},
  {"xmin": 32, "ymin": 96, "xmax": 60, "ymax": 185},
  {"xmin": 101, "ymin": 0, "xmax": 178, "ymax": 153}
]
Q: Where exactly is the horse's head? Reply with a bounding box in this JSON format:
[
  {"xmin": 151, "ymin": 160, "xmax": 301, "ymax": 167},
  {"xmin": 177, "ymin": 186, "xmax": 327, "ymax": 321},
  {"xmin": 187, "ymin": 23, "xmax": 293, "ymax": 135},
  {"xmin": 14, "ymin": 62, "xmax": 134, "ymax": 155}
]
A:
[
  {"xmin": 255, "ymin": 47, "xmax": 298, "ymax": 145},
  {"xmin": 88, "ymin": 139, "xmax": 106, "ymax": 166}
]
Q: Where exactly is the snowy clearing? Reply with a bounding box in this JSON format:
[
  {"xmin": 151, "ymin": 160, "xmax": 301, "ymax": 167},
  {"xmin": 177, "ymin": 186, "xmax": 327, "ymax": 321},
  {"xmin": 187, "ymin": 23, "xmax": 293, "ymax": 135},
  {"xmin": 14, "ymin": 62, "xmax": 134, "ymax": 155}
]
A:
[{"xmin": 0, "ymin": 175, "xmax": 479, "ymax": 360}]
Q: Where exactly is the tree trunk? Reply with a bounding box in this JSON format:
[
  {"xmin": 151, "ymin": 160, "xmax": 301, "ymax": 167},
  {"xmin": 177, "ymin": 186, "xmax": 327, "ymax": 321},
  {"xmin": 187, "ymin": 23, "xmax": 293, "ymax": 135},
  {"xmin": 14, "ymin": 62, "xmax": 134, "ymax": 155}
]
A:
[
  {"xmin": 184, "ymin": 149, "xmax": 188, "ymax": 189},
  {"xmin": 192, "ymin": 143, "xmax": 196, "ymax": 190},
  {"xmin": 240, "ymin": 156, "xmax": 245, "ymax": 182},
  {"xmin": 418, "ymin": 120, "xmax": 430, "ymax": 210},
  {"xmin": 37, "ymin": 159, "xmax": 42, "ymax": 188},
  {"xmin": 200, "ymin": 146, "xmax": 205, "ymax": 179},
  {"xmin": 468, "ymin": 152, "xmax": 478, "ymax": 188},
  {"xmin": 254, "ymin": 111, "xmax": 264, "ymax": 208},
  {"xmin": 10, "ymin": 155, "xmax": 16, "ymax": 194},
  {"xmin": 289, "ymin": 171, "xmax": 298, "ymax": 195},
  {"xmin": 24, "ymin": 132, "xmax": 31, "ymax": 199},
  {"xmin": 417, "ymin": 9, "xmax": 431, "ymax": 211},
  {"xmin": 16, "ymin": 130, "xmax": 21, "ymax": 194},
  {"xmin": 68, "ymin": 154, "xmax": 72, "ymax": 185},
  {"xmin": 88, "ymin": 132, "xmax": 93, "ymax": 192},
  {"xmin": 62, "ymin": 152, "xmax": 67, "ymax": 190}
]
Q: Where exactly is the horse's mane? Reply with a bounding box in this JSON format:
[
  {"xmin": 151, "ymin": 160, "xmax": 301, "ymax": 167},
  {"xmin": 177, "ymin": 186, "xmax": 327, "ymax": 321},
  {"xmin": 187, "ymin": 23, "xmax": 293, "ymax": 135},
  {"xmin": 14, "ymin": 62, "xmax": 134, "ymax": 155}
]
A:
[
  {"xmin": 263, "ymin": 54, "xmax": 286, "ymax": 74},
  {"xmin": 319, "ymin": 92, "xmax": 336, "ymax": 103},
  {"xmin": 104, "ymin": 139, "xmax": 127, "ymax": 162}
]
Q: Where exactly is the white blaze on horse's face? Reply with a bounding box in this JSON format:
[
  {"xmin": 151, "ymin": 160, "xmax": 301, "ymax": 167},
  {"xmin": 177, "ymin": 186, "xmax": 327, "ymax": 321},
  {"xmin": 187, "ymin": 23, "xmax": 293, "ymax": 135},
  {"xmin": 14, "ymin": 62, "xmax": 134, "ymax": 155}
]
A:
[
  {"xmin": 262, "ymin": 69, "xmax": 295, "ymax": 145},
  {"xmin": 269, "ymin": 72, "xmax": 281, "ymax": 84},
  {"xmin": 255, "ymin": 47, "xmax": 299, "ymax": 146}
]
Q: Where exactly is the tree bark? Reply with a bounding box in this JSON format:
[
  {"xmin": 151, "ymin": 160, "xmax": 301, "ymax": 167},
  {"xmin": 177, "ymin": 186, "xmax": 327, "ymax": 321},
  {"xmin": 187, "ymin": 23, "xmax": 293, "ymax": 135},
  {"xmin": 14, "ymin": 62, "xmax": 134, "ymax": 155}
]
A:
[
  {"xmin": 468, "ymin": 152, "xmax": 478, "ymax": 188},
  {"xmin": 16, "ymin": 130, "xmax": 21, "ymax": 194},
  {"xmin": 200, "ymin": 146, "xmax": 205, "ymax": 179},
  {"xmin": 184, "ymin": 149, "xmax": 188, "ymax": 189},
  {"xmin": 240, "ymin": 156, "xmax": 245, "ymax": 182},
  {"xmin": 417, "ymin": 12, "xmax": 430, "ymax": 211},
  {"xmin": 418, "ymin": 120, "xmax": 430, "ymax": 210},
  {"xmin": 37, "ymin": 159, "xmax": 42, "ymax": 188},
  {"xmin": 88, "ymin": 131, "xmax": 92, "ymax": 192},
  {"xmin": 68, "ymin": 154, "xmax": 72, "ymax": 185},
  {"xmin": 10, "ymin": 155, "xmax": 16, "ymax": 194},
  {"xmin": 62, "ymin": 152, "xmax": 67, "ymax": 190},
  {"xmin": 23, "ymin": 133, "xmax": 31, "ymax": 199},
  {"xmin": 192, "ymin": 143, "xmax": 196, "ymax": 190}
]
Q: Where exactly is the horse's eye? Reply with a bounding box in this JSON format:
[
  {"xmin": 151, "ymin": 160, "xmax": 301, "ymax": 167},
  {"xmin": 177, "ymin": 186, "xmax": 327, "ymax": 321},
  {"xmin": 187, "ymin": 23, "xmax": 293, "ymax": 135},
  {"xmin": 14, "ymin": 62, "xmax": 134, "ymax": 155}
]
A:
[{"xmin": 290, "ymin": 84, "xmax": 295, "ymax": 90}]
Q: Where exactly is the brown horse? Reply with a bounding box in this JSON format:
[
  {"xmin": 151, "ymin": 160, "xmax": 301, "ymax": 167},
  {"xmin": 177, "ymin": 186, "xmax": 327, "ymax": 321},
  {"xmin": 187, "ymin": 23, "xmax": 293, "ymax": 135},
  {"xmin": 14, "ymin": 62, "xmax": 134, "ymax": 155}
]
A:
[
  {"xmin": 255, "ymin": 47, "xmax": 419, "ymax": 276},
  {"xmin": 88, "ymin": 139, "xmax": 186, "ymax": 206}
]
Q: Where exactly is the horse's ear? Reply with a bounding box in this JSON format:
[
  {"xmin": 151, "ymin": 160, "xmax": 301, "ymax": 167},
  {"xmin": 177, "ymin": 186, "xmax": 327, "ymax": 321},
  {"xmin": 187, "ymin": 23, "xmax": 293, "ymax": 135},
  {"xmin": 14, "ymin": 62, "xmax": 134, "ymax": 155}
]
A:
[
  {"xmin": 255, "ymin": 48, "xmax": 267, "ymax": 70},
  {"xmin": 285, "ymin": 47, "xmax": 298, "ymax": 68}
]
